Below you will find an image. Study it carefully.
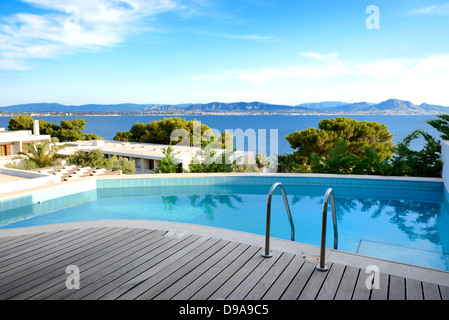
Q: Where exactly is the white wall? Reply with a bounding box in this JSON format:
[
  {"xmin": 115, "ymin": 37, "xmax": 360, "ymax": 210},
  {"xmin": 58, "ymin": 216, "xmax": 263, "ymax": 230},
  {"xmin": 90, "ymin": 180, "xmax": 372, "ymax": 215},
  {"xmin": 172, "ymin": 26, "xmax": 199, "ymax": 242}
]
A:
[{"xmin": 0, "ymin": 168, "xmax": 61, "ymax": 195}]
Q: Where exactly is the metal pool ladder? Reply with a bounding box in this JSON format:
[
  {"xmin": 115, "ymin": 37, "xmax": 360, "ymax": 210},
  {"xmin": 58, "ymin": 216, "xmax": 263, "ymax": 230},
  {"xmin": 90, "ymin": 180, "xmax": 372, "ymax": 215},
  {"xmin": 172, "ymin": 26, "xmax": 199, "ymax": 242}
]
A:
[
  {"xmin": 262, "ymin": 182, "xmax": 295, "ymax": 258},
  {"xmin": 314, "ymin": 188, "xmax": 338, "ymax": 271}
]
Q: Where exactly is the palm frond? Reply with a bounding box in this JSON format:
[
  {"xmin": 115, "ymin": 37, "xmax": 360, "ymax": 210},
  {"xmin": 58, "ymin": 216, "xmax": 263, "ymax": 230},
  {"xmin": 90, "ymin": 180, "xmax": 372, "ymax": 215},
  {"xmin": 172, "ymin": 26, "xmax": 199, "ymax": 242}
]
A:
[{"xmin": 16, "ymin": 141, "xmax": 63, "ymax": 168}]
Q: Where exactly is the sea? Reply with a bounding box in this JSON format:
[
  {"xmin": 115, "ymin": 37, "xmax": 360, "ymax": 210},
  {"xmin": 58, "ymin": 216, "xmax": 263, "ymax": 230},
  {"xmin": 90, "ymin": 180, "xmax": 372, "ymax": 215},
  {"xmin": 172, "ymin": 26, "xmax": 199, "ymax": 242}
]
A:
[{"xmin": 0, "ymin": 114, "xmax": 441, "ymax": 155}]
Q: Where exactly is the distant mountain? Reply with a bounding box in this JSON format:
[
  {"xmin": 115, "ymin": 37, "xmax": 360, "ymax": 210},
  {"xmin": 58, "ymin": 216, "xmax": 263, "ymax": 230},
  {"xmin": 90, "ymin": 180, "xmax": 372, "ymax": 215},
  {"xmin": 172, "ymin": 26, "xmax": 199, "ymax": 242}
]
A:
[
  {"xmin": 179, "ymin": 101, "xmax": 302, "ymax": 112},
  {"xmin": 331, "ymin": 102, "xmax": 372, "ymax": 112},
  {"xmin": 0, "ymin": 103, "xmax": 68, "ymax": 112},
  {"xmin": 297, "ymin": 99, "xmax": 449, "ymax": 114},
  {"xmin": 360, "ymin": 99, "xmax": 449, "ymax": 114},
  {"xmin": 296, "ymin": 101, "xmax": 348, "ymax": 109},
  {"xmin": 1, "ymin": 99, "xmax": 448, "ymax": 115}
]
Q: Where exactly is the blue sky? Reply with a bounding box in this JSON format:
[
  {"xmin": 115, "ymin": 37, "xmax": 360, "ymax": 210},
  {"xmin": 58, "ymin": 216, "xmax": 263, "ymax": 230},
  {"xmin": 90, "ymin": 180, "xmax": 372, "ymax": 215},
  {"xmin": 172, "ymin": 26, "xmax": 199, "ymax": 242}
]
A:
[{"xmin": 1, "ymin": 0, "xmax": 449, "ymax": 107}]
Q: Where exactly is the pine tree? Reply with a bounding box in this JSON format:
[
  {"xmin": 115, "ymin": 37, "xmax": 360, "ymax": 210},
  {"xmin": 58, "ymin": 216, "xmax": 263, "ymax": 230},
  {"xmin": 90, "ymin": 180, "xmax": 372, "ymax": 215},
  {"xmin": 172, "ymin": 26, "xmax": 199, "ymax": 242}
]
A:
[
  {"xmin": 286, "ymin": 117, "xmax": 396, "ymax": 166},
  {"xmin": 426, "ymin": 114, "xmax": 449, "ymax": 140}
]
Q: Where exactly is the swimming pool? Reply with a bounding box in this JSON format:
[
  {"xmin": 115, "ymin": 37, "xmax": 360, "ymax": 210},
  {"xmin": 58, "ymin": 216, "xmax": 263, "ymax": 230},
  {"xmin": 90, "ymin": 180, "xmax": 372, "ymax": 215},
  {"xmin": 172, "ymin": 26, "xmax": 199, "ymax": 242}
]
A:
[{"xmin": 1, "ymin": 174, "xmax": 448, "ymax": 271}]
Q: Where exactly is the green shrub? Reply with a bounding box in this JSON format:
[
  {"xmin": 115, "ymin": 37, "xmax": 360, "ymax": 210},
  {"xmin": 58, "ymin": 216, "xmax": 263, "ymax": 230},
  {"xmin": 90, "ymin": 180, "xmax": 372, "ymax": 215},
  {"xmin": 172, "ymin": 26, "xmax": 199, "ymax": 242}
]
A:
[
  {"xmin": 154, "ymin": 145, "xmax": 181, "ymax": 174},
  {"xmin": 68, "ymin": 149, "xmax": 109, "ymax": 167},
  {"xmin": 67, "ymin": 149, "xmax": 136, "ymax": 174},
  {"xmin": 4, "ymin": 158, "xmax": 39, "ymax": 170},
  {"xmin": 108, "ymin": 155, "xmax": 136, "ymax": 175},
  {"xmin": 189, "ymin": 147, "xmax": 235, "ymax": 173}
]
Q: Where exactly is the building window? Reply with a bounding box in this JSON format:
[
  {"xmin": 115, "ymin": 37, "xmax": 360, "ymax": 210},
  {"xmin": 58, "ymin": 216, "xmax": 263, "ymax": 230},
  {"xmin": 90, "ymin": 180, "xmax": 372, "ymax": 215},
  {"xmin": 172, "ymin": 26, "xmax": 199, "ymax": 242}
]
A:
[
  {"xmin": 0, "ymin": 144, "xmax": 12, "ymax": 156},
  {"xmin": 22, "ymin": 142, "xmax": 33, "ymax": 154}
]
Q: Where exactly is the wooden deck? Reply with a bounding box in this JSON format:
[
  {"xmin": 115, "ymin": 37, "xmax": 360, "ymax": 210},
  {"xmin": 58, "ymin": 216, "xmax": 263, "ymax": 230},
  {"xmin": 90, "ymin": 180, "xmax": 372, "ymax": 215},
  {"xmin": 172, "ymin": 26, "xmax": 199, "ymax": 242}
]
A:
[{"xmin": 1, "ymin": 226, "xmax": 449, "ymax": 301}]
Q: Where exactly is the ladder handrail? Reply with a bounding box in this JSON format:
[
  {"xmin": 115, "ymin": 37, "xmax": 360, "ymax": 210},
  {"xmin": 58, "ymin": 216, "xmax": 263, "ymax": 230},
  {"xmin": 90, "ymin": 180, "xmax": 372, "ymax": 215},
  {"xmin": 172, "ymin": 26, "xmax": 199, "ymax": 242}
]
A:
[
  {"xmin": 262, "ymin": 182, "xmax": 295, "ymax": 258},
  {"xmin": 316, "ymin": 188, "xmax": 338, "ymax": 271}
]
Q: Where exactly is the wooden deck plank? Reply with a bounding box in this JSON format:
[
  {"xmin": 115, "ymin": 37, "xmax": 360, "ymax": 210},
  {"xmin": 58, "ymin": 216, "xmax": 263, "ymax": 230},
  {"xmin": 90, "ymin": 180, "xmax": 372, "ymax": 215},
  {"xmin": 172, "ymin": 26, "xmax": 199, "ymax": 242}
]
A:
[
  {"xmin": 5, "ymin": 229, "xmax": 162, "ymax": 300},
  {"xmin": 0, "ymin": 230, "xmax": 72, "ymax": 253},
  {"xmin": 226, "ymin": 252, "xmax": 283, "ymax": 300},
  {"xmin": 0, "ymin": 234, "xmax": 26, "ymax": 245},
  {"xmin": 61, "ymin": 232, "xmax": 182, "ymax": 300},
  {"xmin": 0, "ymin": 232, "xmax": 54, "ymax": 250},
  {"xmin": 422, "ymin": 281, "xmax": 441, "ymax": 300},
  {"xmin": 439, "ymin": 285, "xmax": 449, "ymax": 300},
  {"xmin": 0, "ymin": 228, "xmax": 125, "ymax": 285},
  {"xmin": 370, "ymin": 272, "xmax": 389, "ymax": 300},
  {"xmin": 0, "ymin": 228, "xmax": 96, "ymax": 260},
  {"xmin": 280, "ymin": 257, "xmax": 315, "ymax": 300},
  {"xmin": 116, "ymin": 237, "xmax": 219, "ymax": 300},
  {"xmin": 389, "ymin": 275, "xmax": 406, "ymax": 300},
  {"xmin": 155, "ymin": 241, "xmax": 241, "ymax": 300},
  {"xmin": 297, "ymin": 264, "xmax": 330, "ymax": 300},
  {"xmin": 189, "ymin": 245, "xmax": 260, "ymax": 300},
  {"xmin": 406, "ymin": 278, "xmax": 423, "ymax": 300},
  {"xmin": 171, "ymin": 243, "xmax": 250, "ymax": 300},
  {"xmin": 57, "ymin": 230, "xmax": 179, "ymax": 300},
  {"xmin": 0, "ymin": 228, "xmax": 133, "ymax": 294},
  {"xmin": 316, "ymin": 263, "xmax": 346, "ymax": 300},
  {"xmin": 352, "ymin": 268, "xmax": 371, "ymax": 300},
  {"xmin": 53, "ymin": 233, "xmax": 202, "ymax": 300},
  {"xmin": 138, "ymin": 239, "xmax": 231, "ymax": 300},
  {"xmin": 0, "ymin": 228, "xmax": 114, "ymax": 278},
  {"xmin": 0, "ymin": 228, "xmax": 96, "ymax": 269},
  {"xmin": 207, "ymin": 247, "xmax": 265, "ymax": 300},
  {"xmin": 244, "ymin": 252, "xmax": 295, "ymax": 300},
  {"xmin": 16, "ymin": 229, "xmax": 162, "ymax": 300},
  {"xmin": 1, "ymin": 226, "xmax": 449, "ymax": 301},
  {"xmin": 334, "ymin": 266, "xmax": 358, "ymax": 300},
  {"xmin": 96, "ymin": 235, "xmax": 208, "ymax": 300},
  {"xmin": 262, "ymin": 254, "xmax": 305, "ymax": 300},
  {"xmin": 0, "ymin": 228, "xmax": 131, "ymax": 298}
]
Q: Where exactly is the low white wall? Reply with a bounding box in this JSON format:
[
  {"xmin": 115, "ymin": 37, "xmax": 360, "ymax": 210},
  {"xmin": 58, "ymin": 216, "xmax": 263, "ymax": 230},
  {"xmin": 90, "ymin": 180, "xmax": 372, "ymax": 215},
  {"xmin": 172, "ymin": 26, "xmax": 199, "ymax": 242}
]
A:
[
  {"xmin": 0, "ymin": 168, "xmax": 61, "ymax": 195},
  {"xmin": 441, "ymin": 140, "xmax": 449, "ymax": 193}
]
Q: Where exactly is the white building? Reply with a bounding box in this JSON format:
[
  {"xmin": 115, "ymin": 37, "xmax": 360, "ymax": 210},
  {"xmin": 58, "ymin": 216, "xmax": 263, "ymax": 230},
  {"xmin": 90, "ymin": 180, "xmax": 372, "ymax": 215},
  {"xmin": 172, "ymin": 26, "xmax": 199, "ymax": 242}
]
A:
[
  {"xmin": 0, "ymin": 121, "xmax": 51, "ymax": 165},
  {"xmin": 58, "ymin": 140, "xmax": 254, "ymax": 174}
]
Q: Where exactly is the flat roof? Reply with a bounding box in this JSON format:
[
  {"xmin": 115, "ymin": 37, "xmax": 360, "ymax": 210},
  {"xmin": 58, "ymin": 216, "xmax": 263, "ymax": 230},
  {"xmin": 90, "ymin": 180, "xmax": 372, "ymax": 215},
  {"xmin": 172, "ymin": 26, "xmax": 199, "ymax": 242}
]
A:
[
  {"xmin": 58, "ymin": 140, "xmax": 251, "ymax": 162},
  {"xmin": 0, "ymin": 173, "xmax": 30, "ymax": 185}
]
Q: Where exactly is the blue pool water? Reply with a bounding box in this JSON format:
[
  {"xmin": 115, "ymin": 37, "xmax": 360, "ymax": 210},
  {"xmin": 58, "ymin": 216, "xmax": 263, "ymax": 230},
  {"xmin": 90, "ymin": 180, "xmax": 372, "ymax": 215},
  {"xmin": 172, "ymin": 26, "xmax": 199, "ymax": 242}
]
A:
[{"xmin": 1, "ymin": 180, "xmax": 449, "ymax": 271}]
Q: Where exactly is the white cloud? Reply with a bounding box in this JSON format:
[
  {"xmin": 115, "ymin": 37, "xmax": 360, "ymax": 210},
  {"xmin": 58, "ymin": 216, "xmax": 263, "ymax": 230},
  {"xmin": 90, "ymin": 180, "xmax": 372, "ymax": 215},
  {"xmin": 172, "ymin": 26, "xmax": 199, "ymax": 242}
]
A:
[
  {"xmin": 204, "ymin": 32, "xmax": 273, "ymax": 41},
  {"xmin": 408, "ymin": 3, "xmax": 449, "ymax": 15},
  {"xmin": 235, "ymin": 52, "xmax": 351, "ymax": 84},
  {"xmin": 0, "ymin": 0, "xmax": 181, "ymax": 69},
  {"xmin": 299, "ymin": 51, "xmax": 339, "ymax": 62},
  {"xmin": 233, "ymin": 52, "xmax": 449, "ymax": 85},
  {"xmin": 191, "ymin": 52, "xmax": 449, "ymax": 106}
]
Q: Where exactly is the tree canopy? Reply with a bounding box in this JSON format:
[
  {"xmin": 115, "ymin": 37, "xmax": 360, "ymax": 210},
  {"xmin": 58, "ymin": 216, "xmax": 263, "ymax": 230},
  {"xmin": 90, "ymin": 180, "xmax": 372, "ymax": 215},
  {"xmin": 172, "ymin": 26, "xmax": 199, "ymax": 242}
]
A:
[
  {"xmin": 8, "ymin": 115, "xmax": 103, "ymax": 142},
  {"xmin": 114, "ymin": 117, "xmax": 233, "ymax": 149},
  {"xmin": 285, "ymin": 117, "xmax": 396, "ymax": 166},
  {"xmin": 389, "ymin": 129, "xmax": 442, "ymax": 177},
  {"xmin": 279, "ymin": 116, "xmax": 442, "ymax": 177},
  {"xmin": 426, "ymin": 114, "xmax": 449, "ymax": 140}
]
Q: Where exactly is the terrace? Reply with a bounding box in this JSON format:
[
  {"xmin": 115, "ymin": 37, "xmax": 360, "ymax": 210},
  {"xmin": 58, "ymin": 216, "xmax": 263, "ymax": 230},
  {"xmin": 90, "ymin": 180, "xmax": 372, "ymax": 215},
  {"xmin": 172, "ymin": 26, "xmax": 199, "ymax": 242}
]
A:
[
  {"xmin": 1, "ymin": 220, "xmax": 448, "ymax": 300},
  {"xmin": 1, "ymin": 142, "xmax": 449, "ymax": 301}
]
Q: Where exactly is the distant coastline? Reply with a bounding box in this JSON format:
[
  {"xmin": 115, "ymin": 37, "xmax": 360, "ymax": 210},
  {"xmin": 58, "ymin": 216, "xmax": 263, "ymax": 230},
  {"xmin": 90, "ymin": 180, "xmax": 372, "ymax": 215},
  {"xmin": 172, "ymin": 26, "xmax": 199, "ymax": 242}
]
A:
[
  {"xmin": 0, "ymin": 111, "xmax": 445, "ymax": 117},
  {"xmin": 1, "ymin": 98, "xmax": 448, "ymax": 116}
]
